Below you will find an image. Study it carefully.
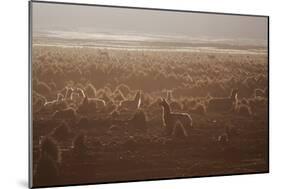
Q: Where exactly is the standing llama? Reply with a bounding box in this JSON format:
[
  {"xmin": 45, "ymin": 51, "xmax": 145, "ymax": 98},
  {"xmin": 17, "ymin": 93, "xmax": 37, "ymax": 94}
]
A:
[
  {"xmin": 81, "ymin": 88, "xmax": 105, "ymax": 110},
  {"xmin": 119, "ymin": 90, "xmax": 141, "ymax": 111},
  {"xmin": 159, "ymin": 98, "xmax": 192, "ymax": 135},
  {"xmin": 207, "ymin": 88, "xmax": 238, "ymax": 113},
  {"xmin": 43, "ymin": 93, "xmax": 66, "ymax": 112},
  {"xmin": 78, "ymin": 92, "xmax": 106, "ymax": 114}
]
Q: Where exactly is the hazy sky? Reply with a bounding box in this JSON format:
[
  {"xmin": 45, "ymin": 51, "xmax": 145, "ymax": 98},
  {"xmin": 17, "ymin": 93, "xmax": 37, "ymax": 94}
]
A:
[{"xmin": 32, "ymin": 2, "xmax": 268, "ymax": 41}]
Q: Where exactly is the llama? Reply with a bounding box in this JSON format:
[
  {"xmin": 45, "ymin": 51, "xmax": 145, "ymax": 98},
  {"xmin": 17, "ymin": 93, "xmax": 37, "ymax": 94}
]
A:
[
  {"xmin": 190, "ymin": 103, "xmax": 206, "ymax": 115},
  {"xmin": 39, "ymin": 136, "xmax": 61, "ymax": 162},
  {"xmin": 72, "ymin": 133, "xmax": 88, "ymax": 157},
  {"xmin": 159, "ymin": 98, "xmax": 192, "ymax": 135},
  {"xmin": 35, "ymin": 136, "xmax": 60, "ymax": 186},
  {"xmin": 237, "ymin": 104, "xmax": 252, "ymax": 117},
  {"xmin": 254, "ymin": 88, "xmax": 266, "ymax": 98},
  {"xmin": 207, "ymin": 88, "xmax": 238, "ymax": 113},
  {"xmin": 43, "ymin": 93, "xmax": 65, "ymax": 112},
  {"xmin": 87, "ymin": 96, "xmax": 106, "ymax": 110},
  {"xmin": 78, "ymin": 94, "xmax": 106, "ymax": 114},
  {"xmin": 70, "ymin": 88, "xmax": 85, "ymax": 107},
  {"xmin": 81, "ymin": 86, "xmax": 106, "ymax": 110},
  {"xmin": 116, "ymin": 84, "xmax": 131, "ymax": 97},
  {"xmin": 78, "ymin": 96, "xmax": 95, "ymax": 114},
  {"xmin": 119, "ymin": 90, "xmax": 141, "ymax": 111}
]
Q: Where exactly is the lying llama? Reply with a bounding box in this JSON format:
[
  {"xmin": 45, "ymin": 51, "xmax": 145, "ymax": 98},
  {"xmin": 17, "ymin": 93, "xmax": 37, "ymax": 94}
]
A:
[
  {"xmin": 119, "ymin": 90, "xmax": 141, "ymax": 110},
  {"xmin": 159, "ymin": 98, "xmax": 192, "ymax": 135},
  {"xmin": 207, "ymin": 88, "xmax": 238, "ymax": 113}
]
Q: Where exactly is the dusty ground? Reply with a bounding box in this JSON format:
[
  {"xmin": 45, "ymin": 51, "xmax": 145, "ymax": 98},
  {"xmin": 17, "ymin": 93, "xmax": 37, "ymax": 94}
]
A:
[{"xmin": 32, "ymin": 45, "xmax": 268, "ymax": 187}]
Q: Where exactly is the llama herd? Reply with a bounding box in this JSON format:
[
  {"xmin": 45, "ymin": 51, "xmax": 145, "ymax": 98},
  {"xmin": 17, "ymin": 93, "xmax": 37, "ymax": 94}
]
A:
[
  {"xmin": 33, "ymin": 83, "xmax": 267, "ymax": 186},
  {"xmin": 31, "ymin": 83, "xmax": 264, "ymax": 138},
  {"xmin": 33, "ymin": 85, "xmax": 268, "ymax": 186}
]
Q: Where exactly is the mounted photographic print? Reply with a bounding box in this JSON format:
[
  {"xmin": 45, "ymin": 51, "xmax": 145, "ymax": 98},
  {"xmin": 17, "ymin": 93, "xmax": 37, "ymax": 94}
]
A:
[{"xmin": 29, "ymin": 1, "xmax": 269, "ymax": 188}]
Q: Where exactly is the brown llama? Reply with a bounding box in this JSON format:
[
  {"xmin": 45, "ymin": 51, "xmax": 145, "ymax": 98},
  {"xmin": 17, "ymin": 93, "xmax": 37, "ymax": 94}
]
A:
[
  {"xmin": 78, "ymin": 92, "xmax": 106, "ymax": 114},
  {"xmin": 207, "ymin": 88, "xmax": 238, "ymax": 113},
  {"xmin": 119, "ymin": 90, "xmax": 141, "ymax": 110},
  {"xmin": 88, "ymin": 97, "xmax": 106, "ymax": 110},
  {"xmin": 43, "ymin": 93, "xmax": 66, "ymax": 112},
  {"xmin": 159, "ymin": 98, "xmax": 192, "ymax": 135},
  {"xmin": 80, "ymin": 88, "xmax": 105, "ymax": 110},
  {"xmin": 70, "ymin": 88, "xmax": 86, "ymax": 107}
]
